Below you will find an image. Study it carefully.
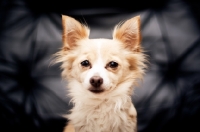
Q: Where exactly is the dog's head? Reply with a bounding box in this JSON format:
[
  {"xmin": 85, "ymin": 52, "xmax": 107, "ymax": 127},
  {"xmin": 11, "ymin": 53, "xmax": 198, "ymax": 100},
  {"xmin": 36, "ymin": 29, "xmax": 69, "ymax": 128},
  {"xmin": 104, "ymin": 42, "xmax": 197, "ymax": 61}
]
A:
[{"xmin": 56, "ymin": 15, "xmax": 146, "ymax": 98}]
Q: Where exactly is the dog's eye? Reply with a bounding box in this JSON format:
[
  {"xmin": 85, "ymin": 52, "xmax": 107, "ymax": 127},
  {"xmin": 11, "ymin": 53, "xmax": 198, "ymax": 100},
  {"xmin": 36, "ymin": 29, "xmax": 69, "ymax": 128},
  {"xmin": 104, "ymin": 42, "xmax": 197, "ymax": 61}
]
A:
[
  {"xmin": 108, "ymin": 61, "xmax": 118, "ymax": 68},
  {"xmin": 81, "ymin": 60, "xmax": 90, "ymax": 67}
]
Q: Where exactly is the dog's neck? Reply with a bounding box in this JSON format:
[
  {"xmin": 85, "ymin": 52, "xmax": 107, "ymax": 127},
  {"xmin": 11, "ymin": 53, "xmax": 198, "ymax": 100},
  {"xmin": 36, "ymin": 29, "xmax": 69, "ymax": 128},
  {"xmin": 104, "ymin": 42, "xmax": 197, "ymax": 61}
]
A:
[
  {"xmin": 67, "ymin": 89, "xmax": 136, "ymax": 132},
  {"xmin": 70, "ymin": 92, "xmax": 133, "ymax": 115}
]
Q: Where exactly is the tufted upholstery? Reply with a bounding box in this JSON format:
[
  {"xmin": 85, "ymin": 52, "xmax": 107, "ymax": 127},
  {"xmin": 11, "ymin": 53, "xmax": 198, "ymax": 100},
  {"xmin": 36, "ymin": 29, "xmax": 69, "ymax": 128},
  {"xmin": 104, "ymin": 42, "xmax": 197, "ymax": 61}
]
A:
[{"xmin": 0, "ymin": 0, "xmax": 200, "ymax": 132}]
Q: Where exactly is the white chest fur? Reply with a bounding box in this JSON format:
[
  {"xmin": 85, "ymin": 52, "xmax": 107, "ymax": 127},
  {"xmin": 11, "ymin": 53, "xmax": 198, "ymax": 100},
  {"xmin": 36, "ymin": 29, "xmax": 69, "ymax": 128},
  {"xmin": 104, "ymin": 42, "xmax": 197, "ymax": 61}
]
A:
[{"xmin": 67, "ymin": 96, "xmax": 137, "ymax": 132}]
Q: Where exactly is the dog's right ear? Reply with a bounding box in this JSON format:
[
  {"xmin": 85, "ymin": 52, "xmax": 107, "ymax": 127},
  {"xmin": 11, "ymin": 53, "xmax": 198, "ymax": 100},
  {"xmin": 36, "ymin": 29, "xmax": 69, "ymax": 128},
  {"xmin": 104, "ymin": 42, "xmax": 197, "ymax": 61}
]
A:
[{"xmin": 62, "ymin": 15, "xmax": 90, "ymax": 50}]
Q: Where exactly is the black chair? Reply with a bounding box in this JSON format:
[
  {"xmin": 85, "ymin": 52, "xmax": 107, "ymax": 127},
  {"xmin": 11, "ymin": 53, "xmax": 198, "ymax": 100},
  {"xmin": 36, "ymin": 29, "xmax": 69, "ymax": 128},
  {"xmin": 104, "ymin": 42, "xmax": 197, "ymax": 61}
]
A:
[{"xmin": 0, "ymin": 0, "xmax": 200, "ymax": 131}]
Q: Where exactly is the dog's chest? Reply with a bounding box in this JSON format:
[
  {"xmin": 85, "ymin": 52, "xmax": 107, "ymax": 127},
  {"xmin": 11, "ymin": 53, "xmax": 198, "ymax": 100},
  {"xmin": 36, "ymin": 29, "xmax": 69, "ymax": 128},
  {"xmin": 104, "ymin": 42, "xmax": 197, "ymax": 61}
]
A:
[{"xmin": 68, "ymin": 100, "xmax": 136, "ymax": 132}]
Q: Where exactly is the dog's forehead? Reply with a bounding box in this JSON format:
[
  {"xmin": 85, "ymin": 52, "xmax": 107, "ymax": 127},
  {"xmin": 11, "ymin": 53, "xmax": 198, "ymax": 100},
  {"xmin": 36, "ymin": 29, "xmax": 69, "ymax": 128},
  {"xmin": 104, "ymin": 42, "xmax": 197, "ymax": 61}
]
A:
[
  {"xmin": 80, "ymin": 39, "xmax": 121, "ymax": 53},
  {"xmin": 90, "ymin": 38, "xmax": 116, "ymax": 45},
  {"xmin": 76, "ymin": 39, "xmax": 125, "ymax": 65}
]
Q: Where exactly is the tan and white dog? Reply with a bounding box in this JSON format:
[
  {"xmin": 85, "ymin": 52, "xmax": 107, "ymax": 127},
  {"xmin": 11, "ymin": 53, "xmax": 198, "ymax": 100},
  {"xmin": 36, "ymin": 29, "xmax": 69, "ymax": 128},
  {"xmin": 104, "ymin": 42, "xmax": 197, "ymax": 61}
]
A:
[{"xmin": 55, "ymin": 15, "xmax": 147, "ymax": 132}]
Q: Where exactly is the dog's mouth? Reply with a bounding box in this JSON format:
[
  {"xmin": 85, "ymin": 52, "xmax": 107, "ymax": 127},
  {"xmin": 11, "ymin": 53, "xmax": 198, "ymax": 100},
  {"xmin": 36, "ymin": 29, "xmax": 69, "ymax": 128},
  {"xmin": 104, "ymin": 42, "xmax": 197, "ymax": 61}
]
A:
[{"xmin": 89, "ymin": 88, "xmax": 104, "ymax": 94}]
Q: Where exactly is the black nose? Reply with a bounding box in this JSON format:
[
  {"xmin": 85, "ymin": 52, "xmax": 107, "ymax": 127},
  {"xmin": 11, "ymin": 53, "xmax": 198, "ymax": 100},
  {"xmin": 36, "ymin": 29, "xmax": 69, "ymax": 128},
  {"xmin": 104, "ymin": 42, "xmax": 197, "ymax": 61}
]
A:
[{"xmin": 90, "ymin": 76, "xmax": 103, "ymax": 88}]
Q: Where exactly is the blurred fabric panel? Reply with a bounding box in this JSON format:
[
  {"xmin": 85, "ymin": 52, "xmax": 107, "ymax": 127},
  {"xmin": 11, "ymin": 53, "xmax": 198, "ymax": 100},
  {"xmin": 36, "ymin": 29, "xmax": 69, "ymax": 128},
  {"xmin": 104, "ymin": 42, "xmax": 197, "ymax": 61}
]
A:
[{"xmin": 0, "ymin": 0, "xmax": 200, "ymax": 132}]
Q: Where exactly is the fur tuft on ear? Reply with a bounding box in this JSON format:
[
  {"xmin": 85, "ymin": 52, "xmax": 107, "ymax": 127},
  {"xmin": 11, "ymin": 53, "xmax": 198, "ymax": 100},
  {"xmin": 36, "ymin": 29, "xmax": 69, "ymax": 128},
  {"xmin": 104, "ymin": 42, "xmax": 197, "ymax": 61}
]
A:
[
  {"xmin": 113, "ymin": 16, "xmax": 141, "ymax": 52},
  {"xmin": 62, "ymin": 15, "xmax": 90, "ymax": 50}
]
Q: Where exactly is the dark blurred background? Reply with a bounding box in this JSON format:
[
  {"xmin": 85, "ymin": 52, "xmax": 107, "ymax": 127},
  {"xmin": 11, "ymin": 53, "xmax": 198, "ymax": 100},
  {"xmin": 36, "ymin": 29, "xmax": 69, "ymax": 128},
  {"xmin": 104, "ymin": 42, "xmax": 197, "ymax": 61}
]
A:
[{"xmin": 0, "ymin": 0, "xmax": 200, "ymax": 132}]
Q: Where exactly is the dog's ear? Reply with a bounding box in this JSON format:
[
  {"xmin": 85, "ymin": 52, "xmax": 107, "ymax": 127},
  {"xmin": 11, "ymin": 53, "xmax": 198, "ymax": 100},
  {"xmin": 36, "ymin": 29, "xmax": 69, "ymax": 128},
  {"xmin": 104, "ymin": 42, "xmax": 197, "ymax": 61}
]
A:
[
  {"xmin": 113, "ymin": 16, "xmax": 141, "ymax": 52},
  {"xmin": 62, "ymin": 15, "xmax": 89, "ymax": 50}
]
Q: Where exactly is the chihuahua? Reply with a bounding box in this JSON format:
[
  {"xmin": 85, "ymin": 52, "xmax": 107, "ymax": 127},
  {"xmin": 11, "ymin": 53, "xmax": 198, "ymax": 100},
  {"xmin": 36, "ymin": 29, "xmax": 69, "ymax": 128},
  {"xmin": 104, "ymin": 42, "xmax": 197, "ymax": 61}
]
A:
[{"xmin": 55, "ymin": 15, "xmax": 147, "ymax": 132}]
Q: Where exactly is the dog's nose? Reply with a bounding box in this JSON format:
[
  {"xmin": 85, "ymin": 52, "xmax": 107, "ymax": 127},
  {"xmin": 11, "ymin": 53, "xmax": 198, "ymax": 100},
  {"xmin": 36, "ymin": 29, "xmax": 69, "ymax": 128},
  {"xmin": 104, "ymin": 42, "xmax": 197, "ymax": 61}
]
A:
[{"xmin": 90, "ymin": 76, "xmax": 103, "ymax": 88}]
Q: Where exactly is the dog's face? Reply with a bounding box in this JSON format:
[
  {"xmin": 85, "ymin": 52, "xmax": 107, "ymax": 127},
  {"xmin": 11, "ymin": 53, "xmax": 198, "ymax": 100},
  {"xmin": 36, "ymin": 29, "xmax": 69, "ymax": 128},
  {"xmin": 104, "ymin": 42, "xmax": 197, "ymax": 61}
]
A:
[
  {"xmin": 69, "ymin": 39, "xmax": 133, "ymax": 94},
  {"xmin": 56, "ymin": 15, "xmax": 146, "ymax": 97}
]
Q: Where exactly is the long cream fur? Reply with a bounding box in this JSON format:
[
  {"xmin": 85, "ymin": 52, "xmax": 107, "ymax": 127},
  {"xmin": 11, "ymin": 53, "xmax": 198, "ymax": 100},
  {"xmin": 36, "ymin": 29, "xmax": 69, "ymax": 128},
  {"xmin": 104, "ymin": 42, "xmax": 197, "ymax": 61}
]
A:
[{"xmin": 55, "ymin": 15, "xmax": 147, "ymax": 132}]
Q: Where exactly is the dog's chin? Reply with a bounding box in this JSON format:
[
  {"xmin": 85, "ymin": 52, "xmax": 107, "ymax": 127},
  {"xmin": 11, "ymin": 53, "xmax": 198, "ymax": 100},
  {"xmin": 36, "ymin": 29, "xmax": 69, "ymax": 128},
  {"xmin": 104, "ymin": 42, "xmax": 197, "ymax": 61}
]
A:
[{"xmin": 88, "ymin": 87, "xmax": 105, "ymax": 94}]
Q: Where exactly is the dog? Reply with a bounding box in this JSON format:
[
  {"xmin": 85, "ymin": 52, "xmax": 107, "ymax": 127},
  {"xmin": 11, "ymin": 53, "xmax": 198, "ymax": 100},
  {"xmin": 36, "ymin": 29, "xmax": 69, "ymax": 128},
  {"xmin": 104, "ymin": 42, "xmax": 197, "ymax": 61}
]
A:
[{"xmin": 55, "ymin": 15, "xmax": 147, "ymax": 132}]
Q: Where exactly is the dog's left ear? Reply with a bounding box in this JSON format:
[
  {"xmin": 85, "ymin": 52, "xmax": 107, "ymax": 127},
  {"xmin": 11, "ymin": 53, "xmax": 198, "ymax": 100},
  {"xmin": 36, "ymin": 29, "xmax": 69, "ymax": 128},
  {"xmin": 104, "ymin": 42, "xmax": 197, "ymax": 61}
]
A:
[{"xmin": 113, "ymin": 16, "xmax": 141, "ymax": 52}]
